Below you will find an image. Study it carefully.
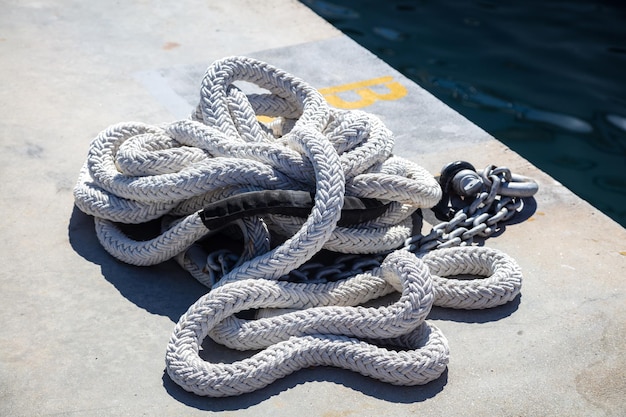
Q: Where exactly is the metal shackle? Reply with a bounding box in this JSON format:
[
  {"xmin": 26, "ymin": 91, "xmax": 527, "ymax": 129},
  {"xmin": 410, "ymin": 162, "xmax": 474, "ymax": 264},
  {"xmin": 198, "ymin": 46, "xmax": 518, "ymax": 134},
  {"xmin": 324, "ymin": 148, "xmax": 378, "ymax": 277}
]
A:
[{"xmin": 498, "ymin": 174, "xmax": 539, "ymax": 198}]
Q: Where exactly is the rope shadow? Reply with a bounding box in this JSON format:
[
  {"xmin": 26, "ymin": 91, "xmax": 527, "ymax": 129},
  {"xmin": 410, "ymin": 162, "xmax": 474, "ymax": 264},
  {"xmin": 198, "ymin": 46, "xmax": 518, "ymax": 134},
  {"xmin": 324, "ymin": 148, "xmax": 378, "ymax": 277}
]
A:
[
  {"xmin": 427, "ymin": 294, "xmax": 521, "ymax": 323},
  {"xmin": 67, "ymin": 206, "xmax": 208, "ymax": 322},
  {"xmin": 162, "ymin": 365, "xmax": 448, "ymax": 411}
]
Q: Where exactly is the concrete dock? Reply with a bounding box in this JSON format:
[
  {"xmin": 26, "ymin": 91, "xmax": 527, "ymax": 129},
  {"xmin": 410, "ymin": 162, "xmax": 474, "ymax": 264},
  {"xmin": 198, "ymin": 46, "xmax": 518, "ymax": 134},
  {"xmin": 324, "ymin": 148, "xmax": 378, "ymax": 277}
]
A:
[{"xmin": 1, "ymin": 1, "xmax": 624, "ymax": 416}]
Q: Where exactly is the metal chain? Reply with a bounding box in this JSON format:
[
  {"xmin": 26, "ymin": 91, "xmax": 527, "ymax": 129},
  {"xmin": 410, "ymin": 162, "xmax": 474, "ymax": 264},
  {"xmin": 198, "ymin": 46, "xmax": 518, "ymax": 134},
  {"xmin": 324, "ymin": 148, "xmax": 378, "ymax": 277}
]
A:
[
  {"xmin": 404, "ymin": 164, "xmax": 535, "ymax": 253},
  {"xmin": 283, "ymin": 253, "xmax": 383, "ymax": 283}
]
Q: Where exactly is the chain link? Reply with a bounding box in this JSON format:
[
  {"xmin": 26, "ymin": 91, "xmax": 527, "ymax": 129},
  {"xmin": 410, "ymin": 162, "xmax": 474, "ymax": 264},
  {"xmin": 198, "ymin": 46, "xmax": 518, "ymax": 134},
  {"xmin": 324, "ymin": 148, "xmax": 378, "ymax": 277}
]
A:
[
  {"xmin": 283, "ymin": 254, "xmax": 383, "ymax": 283},
  {"xmin": 405, "ymin": 165, "xmax": 529, "ymax": 253}
]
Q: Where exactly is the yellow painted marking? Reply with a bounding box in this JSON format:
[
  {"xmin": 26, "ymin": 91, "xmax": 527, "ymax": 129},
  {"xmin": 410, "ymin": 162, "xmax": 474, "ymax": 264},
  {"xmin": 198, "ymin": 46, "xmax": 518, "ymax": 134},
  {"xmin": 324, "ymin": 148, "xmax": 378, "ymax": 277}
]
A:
[
  {"xmin": 620, "ymin": 251, "xmax": 626, "ymax": 256},
  {"xmin": 256, "ymin": 115, "xmax": 276, "ymax": 124},
  {"xmin": 319, "ymin": 76, "xmax": 407, "ymax": 109}
]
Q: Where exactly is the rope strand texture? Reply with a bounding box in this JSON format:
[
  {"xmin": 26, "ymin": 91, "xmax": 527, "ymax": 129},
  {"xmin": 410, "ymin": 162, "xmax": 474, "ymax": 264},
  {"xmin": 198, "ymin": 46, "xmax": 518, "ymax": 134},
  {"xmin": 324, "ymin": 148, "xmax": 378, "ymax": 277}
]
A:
[
  {"xmin": 166, "ymin": 250, "xmax": 449, "ymax": 397},
  {"xmin": 73, "ymin": 56, "xmax": 523, "ymax": 396}
]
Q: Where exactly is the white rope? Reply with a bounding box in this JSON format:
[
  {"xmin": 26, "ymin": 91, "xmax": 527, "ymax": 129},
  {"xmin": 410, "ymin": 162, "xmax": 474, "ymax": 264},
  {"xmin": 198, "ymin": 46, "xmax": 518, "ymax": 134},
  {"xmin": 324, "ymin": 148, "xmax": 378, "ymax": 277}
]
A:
[
  {"xmin": 421, "ymin": 246, "xmax": 523, "ymax": 309},
  {"xmin": 73, "ymin": 56, "xmax": 523, "ymax": 397},
  {"xmin": 166, "ymin": 250, "xmax": 448, "ymax": 397}
]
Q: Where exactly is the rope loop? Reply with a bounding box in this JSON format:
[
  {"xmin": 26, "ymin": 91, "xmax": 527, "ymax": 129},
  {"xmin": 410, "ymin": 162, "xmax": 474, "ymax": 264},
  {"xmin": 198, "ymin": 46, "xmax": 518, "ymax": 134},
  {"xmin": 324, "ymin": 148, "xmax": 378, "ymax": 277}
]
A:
[
  {"xmin": 196, "ymin": 56, "xmax": 330, "ymax": 139},
  {"xmin": 420, "ymin": 246, "xmax": 522, "ymax": 309},
  {"xmin": 166, "ymin": 250, "xmax": 449, "ymax": 397}
]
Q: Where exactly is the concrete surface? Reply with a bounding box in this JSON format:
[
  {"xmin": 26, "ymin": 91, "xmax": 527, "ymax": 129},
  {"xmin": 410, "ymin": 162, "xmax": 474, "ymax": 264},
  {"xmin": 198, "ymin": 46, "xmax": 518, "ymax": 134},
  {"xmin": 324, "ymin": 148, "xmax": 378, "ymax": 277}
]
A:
[{"xmin": 1, "ymin": 1, "xmax": 625, "ymax": 416}]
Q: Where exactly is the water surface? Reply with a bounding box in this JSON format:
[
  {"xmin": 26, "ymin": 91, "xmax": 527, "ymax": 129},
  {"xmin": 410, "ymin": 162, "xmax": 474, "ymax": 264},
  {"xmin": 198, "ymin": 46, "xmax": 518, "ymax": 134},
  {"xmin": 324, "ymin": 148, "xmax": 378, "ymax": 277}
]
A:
[{"xmin": 303, "ymin": 0, "xmax": 626, "ymax": 227}]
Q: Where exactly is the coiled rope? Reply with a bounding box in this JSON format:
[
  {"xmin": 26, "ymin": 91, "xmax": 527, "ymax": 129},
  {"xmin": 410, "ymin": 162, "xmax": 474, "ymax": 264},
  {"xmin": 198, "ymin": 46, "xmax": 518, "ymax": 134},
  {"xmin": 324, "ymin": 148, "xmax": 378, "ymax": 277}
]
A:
[{"xmin": 73, "ymin": 56, "xmax": 523, "ymax": 396}]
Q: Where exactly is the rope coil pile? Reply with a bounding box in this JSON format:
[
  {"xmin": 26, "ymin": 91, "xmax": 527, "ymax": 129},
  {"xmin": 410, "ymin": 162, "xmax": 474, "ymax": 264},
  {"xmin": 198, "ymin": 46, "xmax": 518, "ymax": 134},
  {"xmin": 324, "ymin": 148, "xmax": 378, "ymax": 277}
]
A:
[{"xmin": 73, "ymin": 56, "xmax": 523, "ymax": 397}]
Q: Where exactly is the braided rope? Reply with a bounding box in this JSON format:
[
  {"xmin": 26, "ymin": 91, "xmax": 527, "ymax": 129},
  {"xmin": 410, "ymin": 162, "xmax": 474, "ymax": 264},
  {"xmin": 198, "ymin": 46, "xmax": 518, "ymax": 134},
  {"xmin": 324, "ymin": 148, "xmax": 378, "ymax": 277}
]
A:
[
  {"xmin": 166, "ymin": 250, "xmax": 449, "ymax": 397},
  {"xmin": 73, "ymin": 56, "xmax": 523, "ymax": 396},
  {"xmin": 421, "ymin": 246, "xmax": 522, "ymax": 309}
]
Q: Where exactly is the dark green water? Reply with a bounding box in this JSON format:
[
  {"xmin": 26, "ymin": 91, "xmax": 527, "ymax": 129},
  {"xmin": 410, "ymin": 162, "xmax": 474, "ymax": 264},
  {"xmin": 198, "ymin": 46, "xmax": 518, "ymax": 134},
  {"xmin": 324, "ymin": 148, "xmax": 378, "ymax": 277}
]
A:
[{"xmin": 302, "ymin": 0, "xmax": 626, "ymax": 227}]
